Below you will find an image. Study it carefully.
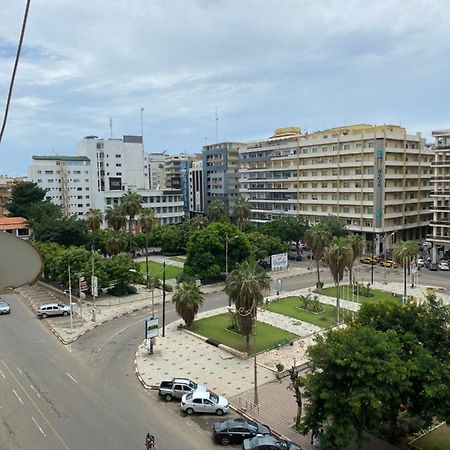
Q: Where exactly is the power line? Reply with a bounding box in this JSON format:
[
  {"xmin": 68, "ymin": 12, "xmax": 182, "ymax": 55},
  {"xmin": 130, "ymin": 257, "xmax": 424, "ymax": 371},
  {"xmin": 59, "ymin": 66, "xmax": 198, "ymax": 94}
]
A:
[{"xmin": 0, "ymin": 0, "xmax": 32, "ymax": 144}]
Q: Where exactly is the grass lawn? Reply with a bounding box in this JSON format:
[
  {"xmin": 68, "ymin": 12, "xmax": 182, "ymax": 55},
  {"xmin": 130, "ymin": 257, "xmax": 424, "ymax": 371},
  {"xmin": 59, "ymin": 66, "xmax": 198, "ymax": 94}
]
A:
[
  {"xmin": 168, "ymin": 256, "xmax": 186, "ymax": 263},
  {"xmin": 316, "ymin": 285, "xmax": 401, "ymax": 305},
  {"xmin": 138, "ymin": 261, "xmax": 183, "ymax": 280},
  {"xmin": 410, "ymin": 423, "xmax": 450, "ymax": 450},
  {"xmin": 267, "ymin": 297, "xmax": 351, "ymax": 329},
  {"xmin": 190, "ymin": 313, "xmax": 298, "ymax": 354}
]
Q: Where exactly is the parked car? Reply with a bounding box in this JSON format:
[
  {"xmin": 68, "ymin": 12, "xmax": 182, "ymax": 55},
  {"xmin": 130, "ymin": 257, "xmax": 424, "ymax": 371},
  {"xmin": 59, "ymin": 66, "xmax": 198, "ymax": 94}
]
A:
[
  {"xmin": 36, "ymin": 303, "xmax": 71, "ymax": 318},
  {"xmin": 213, "ymin": 418, "xmax": 271, "ymax": 445},
  {"xmin": 158, "ymin": 378, "xmax": 206, "ymax": 402},
  {"xmin": 181, "ymin": 391, "xmax": 229, "ymax": 416},
  {"xmin": 242, "ymin": 435, "xmax": 302, "ymax": 450},
  {"xmin": 438, "ymin": 262, "xmax": 449, "ymax": 271},
  {"xmin": 0, "ymin": 301, "xmax": 11, "ymax": 315},
  {"xmin": 416, "ymin": 258, "xmax": 425, "ymax": 268},
  {"xmin": 379, "ymin": 260, "xmax": 398, "ymax": 268},
  {"xmin": 428, "ymin": 263, "xmax": 439, "ymax": 271},
  {"xmin": 360, "ymin": 257, "xmax": 376, "ymax": 265}
]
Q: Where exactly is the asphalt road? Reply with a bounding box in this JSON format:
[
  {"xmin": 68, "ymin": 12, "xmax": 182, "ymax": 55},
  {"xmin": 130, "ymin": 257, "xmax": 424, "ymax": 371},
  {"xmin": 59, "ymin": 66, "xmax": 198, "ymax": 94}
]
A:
[{"xmin": 1, "ymin": 261, "xmax": 448, "ymax": 450}]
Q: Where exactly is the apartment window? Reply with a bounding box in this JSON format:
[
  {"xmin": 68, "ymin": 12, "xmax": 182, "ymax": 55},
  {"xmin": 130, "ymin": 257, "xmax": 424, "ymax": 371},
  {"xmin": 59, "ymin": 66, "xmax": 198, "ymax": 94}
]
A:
[
  {"xmin": 365, "ymin": 221, "xmax": 372, "ymax": 227},
  {"xmin": 312, "ymin": 194, "xmax": 318, "ymax": 200},
  {"xmin": 368, "ymin": 141, "xmax": 374, "ymax": 148},
  {"xmin": 322, "ymin": 170, "xmax": 328, "ymax": 176},
  {"xmin": 343, "ymin": 144, "xmax": 351, "ymax": 150},
  {"xmin": 115, "ymin": 154, "xmax": 121, "ymax": 158},
  {"xmin": 355, "ymin": 181, "xmax": 361, "ymax": 188},
  {"xmin": 343, "ymin": 181, "xmax": 350, "ymax": 188},
  {"xmin": 312, "ymin": 147, "xmax": 318, "ymax": 153},
  {"xmin": 321, "ymin": 206, "xmax": 328, "ymax": 212},
  {"xmin": 48, "ymin": 179, "xmax": 54, "ymax": 183},
  {"xmin": 312, "ymin": 170, "xmax": 317, "ymax": 176},
  {"xmin": 311, "ymin": 205, "xmax": 317, "ymax": 211},
  {"xmin": 355, "ymin": 206, "xmax": 361, "ymax": 213},
  {"xmin": 332, "ymin": 145, "xmax": 338, "ymax": 151},
  {"xmin": 332, "ymin": 194, "xmax": 338, "ymax": 200},
  {"xmin": 355, "ymin": 168, "xmax": 361, "ymax": 175},
  {"xmin": 302, "ymin": 182, "xmax": 307, "ymax": 188},
  {"xmin": 74, "ymin": 170, "xmax": 81, "ymax": 174},
  {"xmin": 322, "ymin": 146, "xmax": 328, "ymax": 152},
  {"xmin": 77, "ymin": 187, "xmax": 82, "ymax": 191},
  {"xmin": 312, "ymin": 182, "xmax": 318, "ymax": 188},
  {"xmin": 45, "ymin": 170, "xmax": 54, "ymax": 174},
  {"xmin": 302, "ymin": 148, "xmax": 308, "ymax": 154},
  {"xmin": 332, "ymin": 182, "xmax": 338, "ymax": 188},
  {"xmin": 321, "ymin": 194, "xmax": 328, "ymax": 200},
  {"xmin": 37, "ymin": 170, "xmax": 42, "ymax": 174},
  {"xmin": 322, "ymin": 182, "xmax": 328, "ymax": 188},
  {"xmin": 343, "ymin": 207, "xmax": 350, "ymax": 213},
  {"xmin": 332, "ymin": 206, "xmax": 337, "ymax": 213},
  {"xmin": 116, "ymin": 163, "xmax": 121, "ymax": 167},
  {"xmin": 343, "ymin": 168, "xmax": 351, "ymax": 175}
]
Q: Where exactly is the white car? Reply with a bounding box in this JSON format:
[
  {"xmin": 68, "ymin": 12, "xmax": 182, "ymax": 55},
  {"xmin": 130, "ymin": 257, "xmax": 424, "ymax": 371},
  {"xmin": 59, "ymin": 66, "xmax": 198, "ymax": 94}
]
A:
[
  {"xmin": 181, "ymin": 391, "xmax": 229, "ymax": 416},
  {"xmin": 0, "ymin": 301, "xmax": 11, "ymax": 314},
  {"xmin": 416, "ymin": 258, "xmax": 425, "ymax": 268},
  {"xmin": 438, "ymin": 262, "xmax": 449, "ymax": 271}
]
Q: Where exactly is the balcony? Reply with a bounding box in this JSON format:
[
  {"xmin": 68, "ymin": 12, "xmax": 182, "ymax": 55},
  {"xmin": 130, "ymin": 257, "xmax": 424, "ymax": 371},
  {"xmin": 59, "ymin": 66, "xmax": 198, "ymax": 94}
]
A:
[
  {"xmin": 430, "ymin": 205, "xmax": 450, "ymax": 211},
  {"xmin": 430, "ymin": 220, "xmax": 450, "ymax": 227},
  {"xmin": 431, "ymin": 161, "xmax": 450, "ymax": 166},
  {"xmin": 427, "ymin": 234, "xmax": 450, "ymax": 242}
]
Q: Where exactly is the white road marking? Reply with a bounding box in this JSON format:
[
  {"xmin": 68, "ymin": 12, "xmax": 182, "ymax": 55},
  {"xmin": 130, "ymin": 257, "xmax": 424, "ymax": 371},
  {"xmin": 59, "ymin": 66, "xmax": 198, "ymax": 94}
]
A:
[
  {"xmin": 0, "ymin": 369, "xmax": 5, "ymax": 379},
  {"xmin": 1, "ymin": 359, "xmax": 71, "ymax": 450},
  {"xmin": 30, "ymin": 384, "xmax": 41, "ymax": 398},
  {"xmin": 66, "ymin": 372, "xmax": 78, "ymax": 384},
  {"xmin": 32, "ymin": 416, "xmax": 46, "ymax": 436},
  {"xmin": 17, "ymin": 367, "xmax": 23, "ymax": 375},
  {"xmin": 12, "ymin": 389, "xmax": 24, "ymax": 404},
  {"xmin": 66, "ymin": 344, "xmax": 72, "ymax": 353}
]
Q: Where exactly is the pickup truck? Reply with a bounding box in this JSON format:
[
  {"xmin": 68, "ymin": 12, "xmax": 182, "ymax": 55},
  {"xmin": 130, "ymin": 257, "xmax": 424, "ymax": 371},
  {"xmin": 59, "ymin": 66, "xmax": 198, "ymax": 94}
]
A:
[{"xmin": 158, "ymin": 378, "xmax": 206, "ymax": 402}]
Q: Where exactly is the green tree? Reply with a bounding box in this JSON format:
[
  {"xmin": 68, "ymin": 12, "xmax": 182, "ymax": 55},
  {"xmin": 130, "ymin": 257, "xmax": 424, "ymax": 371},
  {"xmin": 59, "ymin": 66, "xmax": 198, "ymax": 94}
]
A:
[
  {"xmin": 121, "ymin": 191, "xmax": 142, "ymax": 233},
  {"xmin": 172, "ymin": 282, "xmax": 204, "ymax": 328},
  {"xmin": 304, "ymin": 223, "xmax": 332, "ymax": 287},
  {"xmin": 140, "ymin": 208, "xmax": 157, "ymax": 289},
  {"xmin": 33, "ymin": 216, "xmax": 90, "ymax": 247},
  {"xmin": 324, "ymin": 236, "xmax": 353, "ymax": 324},
  {"xmin": 105, "ymin": 232, "xmax": 128, "ymax": 257},
  {"xmin": 246, "ymin": 231, "xmax": 288, "ymax": 261},
  {"xmin": 302, "ymin": 327, "xmax": 407, "ymax": 450},
  {"xmin": 85, "ymin": 208, "xmax": 104, "ymax": 233},
  {"xmin": 6, "ymin": 181, "xmax": 47, "ymax": 218},
  {"xmin": 260, "ymin": 216, "xmax": 309, "ymax": 245},
  {"xmin": 207, "ymin": 199, "xmax": 227, "ymax": 222},
  {"xmin": 225, "ymin": 260, "xmax": 270, "ymax": 352},
  {"xmin": 185, "ymin": 222, "xmax": 250, "ymax": 280},
  {"xmin": 33, "ymin": 241, "xmax": 65, "ymax": 280},
  {"xmin": 392, "ymin": 240, "xmax": 419, "ymax": 297},
  {"xmin": 188, "ymin": 214, "xmax": 209, "ymax": 231},
  {"xmin": 321, "ymin": 215, "xmax": 348, "ymax": 237},
  {"xmin": 347, "ymin": 234, "xmax": 364, "ymax": 285},
  {"xmin": 105, "ymin": 205, "xmax": 126, "ymax": 231},
  {"xmin": 158, "ymin": 224, "xmax": 187, "ymax": 254},
  {"xmin": 233, "ymin": 196, "xmax": 251, "ymax": 230}
]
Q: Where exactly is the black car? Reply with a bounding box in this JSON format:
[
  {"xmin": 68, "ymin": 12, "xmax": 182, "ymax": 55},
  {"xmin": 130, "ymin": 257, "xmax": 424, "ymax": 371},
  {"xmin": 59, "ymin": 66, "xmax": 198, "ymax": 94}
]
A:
[
  {"xmin": 213, "ymin": 418, "xmax": 271, "ymax": 445},
  {"xmin": 243, "ymin": 435, "xmax": 302, "ymax": 450},
  {"xmin": 429, "ymin": 263, "xmax": 439, "ymax": 271}
]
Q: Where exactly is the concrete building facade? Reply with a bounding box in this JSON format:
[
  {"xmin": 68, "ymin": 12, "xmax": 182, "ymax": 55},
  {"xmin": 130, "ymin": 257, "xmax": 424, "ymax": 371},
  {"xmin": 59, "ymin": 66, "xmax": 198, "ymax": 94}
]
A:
[
  {"xmin": 239, "ymin": 125, "xmax": 433, "ymax": 250},
  {"xmin": 189, "ymin": 159, "xmax": 204, "ymax": 216},
  {"xmin": 428, "ymin": 129, "xmax": 450, "ymax": 261},
  {"xmin": 203, "ymin": 142, "xmax": 244, "ymax": 218}
]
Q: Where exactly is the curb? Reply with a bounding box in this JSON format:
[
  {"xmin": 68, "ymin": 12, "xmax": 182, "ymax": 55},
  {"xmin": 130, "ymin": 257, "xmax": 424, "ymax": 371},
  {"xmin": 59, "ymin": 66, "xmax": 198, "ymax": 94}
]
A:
[{"xmin": 134, "ymin": 345, "xmax": 158, "ymax": 391}]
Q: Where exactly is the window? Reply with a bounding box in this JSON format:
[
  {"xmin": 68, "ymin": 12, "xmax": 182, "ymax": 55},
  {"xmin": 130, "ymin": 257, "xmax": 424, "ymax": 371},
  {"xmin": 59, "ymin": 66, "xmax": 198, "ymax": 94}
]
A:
[
  {"xmin": 312, "ymin": 147, "xmax": 318, "ymax": 153},
  {"xmin": 322, "ymin": 146, "xmax": 328, "ymax": 152},
  {"xmin": 343, "ymin": 144, "xmax": 351, "ymax": 150},
  {"xmin": 321, "ymin": 194, "xmax": 328, "ymax": 200},
  {"xmin": 322, "ymin": 182, "xmax": 328, "ymax": 188},
  {"xmin": 116, "ymin": 163, "xmax": 121, "ymax": 167},
  {"xmin": 115, "ymin": 154, "xmax": 121, "ymax": 158},
  {"xmin": 322, "ymin": 170, "xmax": 328, "ymax": 176}
]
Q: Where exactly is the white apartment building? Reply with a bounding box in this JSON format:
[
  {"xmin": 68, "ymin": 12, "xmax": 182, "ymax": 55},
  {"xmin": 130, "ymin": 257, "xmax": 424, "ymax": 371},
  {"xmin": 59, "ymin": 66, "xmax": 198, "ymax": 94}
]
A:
[
  {"xmin": 29, "ymin": 135, "xmax": 184, "ymax": 225},
  {"xmin": 147, "ymin": 151, "xmax": 167, "ymax": 189},
  {"xmin": 428, "ymin": 129, "xmax": 450, "ymax": 261},
  {"xmin": 189, "ymin": 160, "xmax": 204, "ymax": 216},
  {"xmin": 240, "ymin": 124, "xmax": 433, "ymax": 251}
]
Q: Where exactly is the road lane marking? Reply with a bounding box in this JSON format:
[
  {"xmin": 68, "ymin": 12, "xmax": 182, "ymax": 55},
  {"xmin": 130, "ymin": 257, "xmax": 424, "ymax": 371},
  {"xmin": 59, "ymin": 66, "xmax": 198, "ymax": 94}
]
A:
[
  {"xmin": 66, "ymin": 372, "xmax": 78, "ymax": 384},
  {"xmin": 12, "ymin": 389, "xmax": 24, "ymax": 404},
  {"xmin": 32, "ymin": 416, "xmax": 46, "ymax": 436},
  {"xmin": 1, "ymin": 359, "xmax": 71, "ymax": 450},
  {"xmin": 17, "ymin": 367, "xmax": 23, "ymax": 375},
  {"xmin": 30, "ymin": 384, "xmax": 41, "ymax": 398},
  {"xmin": 0, "ymin": 369, "xmax": 5, "ymax": 379},
  {"xmin": 66, "ymin": 344, "xmax": 72, "ymax": 353}
]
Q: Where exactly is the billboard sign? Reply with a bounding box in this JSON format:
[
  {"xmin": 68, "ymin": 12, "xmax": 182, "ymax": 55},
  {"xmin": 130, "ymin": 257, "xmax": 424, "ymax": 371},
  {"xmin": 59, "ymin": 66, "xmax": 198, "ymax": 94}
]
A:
[
  {"xmin": 145, "ymin": 316, "xmax": 159, "ymax": 339},
  {"xmin": 271, "ymin": 253, "xmax": 288, "ymax": 272},
  {"xmin": 109, "ymin": 177, "xmax": 122, "ymax": 191}
]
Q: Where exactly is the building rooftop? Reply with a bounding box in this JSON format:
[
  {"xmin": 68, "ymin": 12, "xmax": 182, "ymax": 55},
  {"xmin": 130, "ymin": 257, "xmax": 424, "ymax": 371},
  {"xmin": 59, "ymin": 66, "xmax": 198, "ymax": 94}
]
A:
[
  {"xmin": 0, "ymin": 217, "xmax": 28, "ymax": 230},
  {"xmin": 32, "ymin": 155, "xmax": 90, "ymax": 162}
]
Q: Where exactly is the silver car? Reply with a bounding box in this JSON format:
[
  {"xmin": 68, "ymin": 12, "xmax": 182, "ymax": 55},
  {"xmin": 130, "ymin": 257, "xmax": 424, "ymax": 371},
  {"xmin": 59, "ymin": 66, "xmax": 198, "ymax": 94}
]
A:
[
  {"xmin": 0, "ymin": 301, "xmax": 11, "ymax": 314},
  {"xmin": 37, "ymin": 303, "xmax": 71, "ymax": 318},
  {"xmin": 181, "ymin": 391, "xmax": 229, "ymax": 416}
]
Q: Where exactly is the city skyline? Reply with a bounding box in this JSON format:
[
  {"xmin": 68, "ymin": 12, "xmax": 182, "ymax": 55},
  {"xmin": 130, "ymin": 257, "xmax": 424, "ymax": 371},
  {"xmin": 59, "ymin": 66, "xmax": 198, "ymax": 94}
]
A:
[{"xmin": 1, "ymin": 0, "xmax": 450, "ymax": 175}]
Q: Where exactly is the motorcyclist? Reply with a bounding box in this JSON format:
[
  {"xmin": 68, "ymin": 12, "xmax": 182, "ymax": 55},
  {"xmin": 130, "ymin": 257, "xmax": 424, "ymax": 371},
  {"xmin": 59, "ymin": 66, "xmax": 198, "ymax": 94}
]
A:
[{"xmin": 146, "ymin": 433, "xmax": 155, "ymax": 449}]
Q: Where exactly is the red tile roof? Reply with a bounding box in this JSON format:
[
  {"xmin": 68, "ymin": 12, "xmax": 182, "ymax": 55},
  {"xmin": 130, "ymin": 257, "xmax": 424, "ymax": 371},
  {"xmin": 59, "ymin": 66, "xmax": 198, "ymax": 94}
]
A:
[{"xmin": 0, "ymin": 217, "xmax": 28, "ymax": 230}]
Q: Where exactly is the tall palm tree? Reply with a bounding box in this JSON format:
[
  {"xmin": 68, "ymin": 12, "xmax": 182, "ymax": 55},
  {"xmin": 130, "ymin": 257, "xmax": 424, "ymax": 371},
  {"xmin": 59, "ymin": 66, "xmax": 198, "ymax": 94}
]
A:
[
  {"xmin": 85, "ymin": 208, "xmax": 103, "ymax": 233},
  {"xmin": 347, "ymin": 234, "xmax": 364, "ymax": 285},
  {"xmin": 324, "ymin": 236, "xmax": 353, "ymax": 325},
  {"xmin": 140, "ymin": 208, "xmax": 157, "ymax": 290},
  {"xmin": 105, "ymin": 205, "xmax": 126, "ymax": 231},
  {"xmin": 189, "ymin": 214, "xmax": 209, "ymax": 231},
  {"xmin": 207, "ymin": 199, "xmax": 227, "ymax": 222},
  {"xmin": 172, "ymin": 282, "xmax": 204, "ymax": 328},
  {"xmin": 105, "ymin": 232, "xmax": 127, "ymax": 256},
  {"xmin": 121, "ymin": 191, "xmax": 142, "ymax": 233},
  {"xmin": 305, "ymin": 223, "xmax": 332, "ymax": 288},
  {"xmin": 225, "ymin": 260, "xmax": 271, "ymax": 352},
  {"xmin": 392, "ymin": 240, "xmax": 419, "ymax": 301},
  {"xmin": 233, "ymin": 196, "xmax": 251, "ymax": 230}
]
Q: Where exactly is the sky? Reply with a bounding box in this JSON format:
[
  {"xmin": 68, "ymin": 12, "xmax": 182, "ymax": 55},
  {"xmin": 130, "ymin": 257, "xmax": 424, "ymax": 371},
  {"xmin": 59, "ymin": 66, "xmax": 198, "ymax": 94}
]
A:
[{"xmin": 1, "ymin": 0, "xmax": 450, "ymax": 176}]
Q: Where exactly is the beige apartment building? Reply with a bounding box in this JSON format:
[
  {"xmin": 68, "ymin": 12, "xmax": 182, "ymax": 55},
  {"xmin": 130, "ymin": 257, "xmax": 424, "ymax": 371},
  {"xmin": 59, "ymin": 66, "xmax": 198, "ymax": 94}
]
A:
[
  {"xmin": 428, "ymin": 129, "xmax": 450, "ymax": 261},
  {"xmin": 239, "ymin": 124, "xmax": 433, "ymax": 253}
]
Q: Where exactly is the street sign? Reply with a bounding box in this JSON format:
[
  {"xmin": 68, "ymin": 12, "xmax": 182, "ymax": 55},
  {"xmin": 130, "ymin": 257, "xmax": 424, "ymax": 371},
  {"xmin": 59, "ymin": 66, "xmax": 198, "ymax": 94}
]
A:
[
  {"xmin": 271, "ymin": 253, "xmax": 288, "ymax": 272},
  {"xmin": 145, "ymin": 316, "xmax": 159, "ymax": 339},
  {"xmin": 91, "ymin": 275, "xmax": 98, "ymax": 297}
]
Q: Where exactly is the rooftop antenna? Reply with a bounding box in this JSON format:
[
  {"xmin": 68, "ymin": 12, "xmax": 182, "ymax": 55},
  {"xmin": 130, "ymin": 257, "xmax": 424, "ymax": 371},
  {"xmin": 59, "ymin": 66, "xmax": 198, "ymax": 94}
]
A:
[
  {"xmin": 140, "ymin": 107, "xmax": 144, "ymax": 143},
  {"xmin": 215, "ymin": 107, "xmax": 218, "ymax": 143},
  {"xmin": 109, "ymin": 117, "xmax": 113, "ymax": 138}
]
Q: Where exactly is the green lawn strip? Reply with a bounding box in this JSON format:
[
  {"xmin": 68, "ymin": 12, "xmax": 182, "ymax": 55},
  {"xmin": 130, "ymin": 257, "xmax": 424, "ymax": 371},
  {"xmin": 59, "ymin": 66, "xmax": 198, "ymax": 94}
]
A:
[
  {"xmin": 316, "ymin": 285, "xmax": 401, "ymax": 305},
  {"xmin": 138, "ymin": 261, "xmax": 183, "ymax": 280},
  {"xmin": 267, "ymin": 296, "xmax": 351, "ymax": 329},
  {"xmin": 410, "ymin": 423, "xmax": 450, "ymax": 450},
  {"xmin": 190, "ymin": 313, "xmax": 298, "ymax": 354}
]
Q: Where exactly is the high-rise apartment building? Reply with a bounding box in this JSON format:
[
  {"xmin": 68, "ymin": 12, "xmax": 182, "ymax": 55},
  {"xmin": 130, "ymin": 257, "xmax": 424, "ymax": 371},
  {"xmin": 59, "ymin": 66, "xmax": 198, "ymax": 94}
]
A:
[
  {"xmin": 239, "ymin": 125, "xmax": 433, "ymax": 251},
  {"xmin": 189, "ymin": 159, "xmax": 204, "ymax": 216},
  {"xmin": 29, "ymin": 135, "xmax": 184, "ymax": 225},
  {"xmin": 203, "ymin": 142, "xmax": 244, "ymax": 218},
  {"xmin": 428, "ymin": 129, "xmax": 450, "ymax": 261},
  {"xmin": 146, "ymin": 151, "xmax": 167, "ymax": 190}
]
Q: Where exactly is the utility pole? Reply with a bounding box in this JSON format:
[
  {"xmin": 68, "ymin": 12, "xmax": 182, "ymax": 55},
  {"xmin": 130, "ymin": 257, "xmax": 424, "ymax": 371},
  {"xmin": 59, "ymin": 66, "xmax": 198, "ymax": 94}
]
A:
[
  {"xmin": 253, "ymin": 305, "xmax": 258, "ymax": 406},
  {"xmin": 91, "ymin": 246, "xmax": 97, "ymax": 322},
  {"xmin": 68, "ymin": 264, "xmax": 73, "ymax": 331}
]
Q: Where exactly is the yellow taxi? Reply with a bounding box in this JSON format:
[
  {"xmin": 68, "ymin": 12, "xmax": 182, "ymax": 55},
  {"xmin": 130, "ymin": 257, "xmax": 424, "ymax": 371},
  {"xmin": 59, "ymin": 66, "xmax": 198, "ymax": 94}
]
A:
[{"xmin": 379, "ymin": 260, "xmax": 398, "ymax": 268}]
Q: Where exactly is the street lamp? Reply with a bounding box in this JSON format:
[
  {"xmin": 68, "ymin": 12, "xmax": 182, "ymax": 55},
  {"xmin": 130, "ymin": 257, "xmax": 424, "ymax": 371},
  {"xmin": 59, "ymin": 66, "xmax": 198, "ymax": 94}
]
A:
[{"xmin": 383, "ymin": 232, "xmax": 396, "ymax": 284}]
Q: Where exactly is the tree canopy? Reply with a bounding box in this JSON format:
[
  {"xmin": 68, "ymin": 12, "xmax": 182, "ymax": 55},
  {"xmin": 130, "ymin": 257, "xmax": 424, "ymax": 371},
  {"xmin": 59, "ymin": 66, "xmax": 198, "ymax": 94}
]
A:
[{"xmin": 6, "ymin": 181, "xmax": 48, "ymax": 218}]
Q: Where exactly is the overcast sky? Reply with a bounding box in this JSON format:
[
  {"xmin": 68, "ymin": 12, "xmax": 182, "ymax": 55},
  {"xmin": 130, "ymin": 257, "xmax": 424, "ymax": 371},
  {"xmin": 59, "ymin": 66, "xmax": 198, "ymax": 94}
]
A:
[{"xmin": 1, "ymin": 0, "xmax": 449, "ymax": 175}]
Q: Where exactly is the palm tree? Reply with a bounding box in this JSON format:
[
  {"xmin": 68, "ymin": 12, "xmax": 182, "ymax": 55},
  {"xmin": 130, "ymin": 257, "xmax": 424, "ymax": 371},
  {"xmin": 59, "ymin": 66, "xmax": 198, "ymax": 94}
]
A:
[
  {"xmin": 225, "ymin": 260, "xmax": 271, "ymax": 352},
  {"xmin": 121, "ymin": 191, "xmax": 142, "ymax": 233},
  {"xmin": 305, "ymin": 223, "xmax": 332, "ymax": 288},
  {"xmin": 172, "ymin": 282, "xmax": 204, "ymax": 328},
  {"xmin": 392, "ymin": 240, "xmax": 419, "ymax": 301},
  {"xmin": 189, "ymin": 214, "xmax": 209, "ymax": 231},
  {"xmin": 105, "ymin": 205, "xmax": 126, "ymax": 231},
  {"xmin": 324, "ymin": 236, "xmax": 353, "ymax": 324},
  {"xmin": 85, "ymin": 208, "xmax": 103, "ymax": 234},
  {"xmin": 105, "ymin": 232, "xmax": 127, "ymax": 256},
  {"xmin": 207, "ymin": 199, "xmax": 226, "ymax": 222},
  {"xmin": 233, "ymin": 196, "xmax": 251, "ymax": 230},
  {"xmin": 140, "ymin": 208, "xmax": 157, "ymax": 290},
  {"xmin": 347, "ymin": 234, "xmax": 364, "ymax": 285}
]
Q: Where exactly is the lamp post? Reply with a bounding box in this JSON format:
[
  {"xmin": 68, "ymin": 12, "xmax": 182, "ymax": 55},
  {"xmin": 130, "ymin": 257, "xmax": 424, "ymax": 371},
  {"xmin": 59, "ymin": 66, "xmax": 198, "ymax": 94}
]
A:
[
  {"xmin": 383, "ymin": 232, "xmax": 396, "ymax": 284},
  {"xmin": 91, "ymin": 246, "xmax": 97, "ymax": 322},
  {"xmin": 68, "ymin": 264, "xmax": 73, "ymax": 332}
]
